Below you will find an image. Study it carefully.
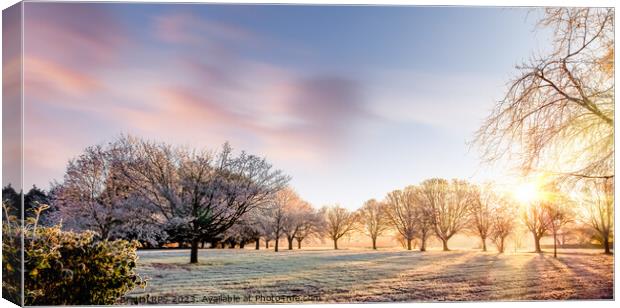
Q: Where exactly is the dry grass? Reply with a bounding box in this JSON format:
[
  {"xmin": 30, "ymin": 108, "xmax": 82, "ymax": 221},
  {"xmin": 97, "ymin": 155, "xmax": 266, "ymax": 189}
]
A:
[{"xmin": 125, "ymin": 248, "xmax": 613, "ymax": 303}]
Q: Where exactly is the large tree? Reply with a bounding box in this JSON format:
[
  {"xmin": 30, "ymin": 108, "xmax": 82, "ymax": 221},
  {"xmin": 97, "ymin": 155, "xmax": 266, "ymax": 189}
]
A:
[
  {"xmin": 357, "ymin": 199, "xmax": 390, "ymax": 250},
  {"xmin": 475, "ymin": 8, "xmax": 614, "ymax": 184},
  {"xmin": 385, "ymin": 188, "xmax": 417, "ymax": 250},
  {"xmin": 112, "ymin": 136, "xmax": 288, "ymax": 263},
  {"xmin": 419, "ymin": 179, "xmax": 472, "ymax": 251},
  {"xmin": 322, "ymin": 205, "xmax": 357, "ymax": 250}
]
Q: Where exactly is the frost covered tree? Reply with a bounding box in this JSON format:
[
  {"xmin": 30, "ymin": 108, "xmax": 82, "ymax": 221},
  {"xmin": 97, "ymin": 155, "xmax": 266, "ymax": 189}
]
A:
[
  {"xmin": 283, "ymin": 200, "xmax": 315, "ymax": 250},
  {"xmin": 357, "ymin": 199, "xmax": 389, "ymax": 250},
  {"xmin": 261, "ymin": 188, "xmax": 301, "ymax": 252},
  {"xmin": 419, "ymin": 179, "xmax": 473, "ymax": 251},
  {"xmin": 51, "ymin": 145, "xmax": 135, "ymax": 240},
  {"xmin": 385, "ymin": 188, "xmax": 417, "ymax": 250},
  {"xmin": 490, "ymin": 203, "xmax": 516, "ymax": 253},
  {"xmin": 223, "ymin": 217, "xmax": 261, "ymax": 249},
  {"xmin": 322, "ymin": 204, "xmax": 357, "ymax": 250},
  {"xmin": 112, "ymin": 136, "xmax": 288, "ymax": 263},
  {"xmin": 468, "ymin": 184, "xmax": 496, "ymax": 251}
]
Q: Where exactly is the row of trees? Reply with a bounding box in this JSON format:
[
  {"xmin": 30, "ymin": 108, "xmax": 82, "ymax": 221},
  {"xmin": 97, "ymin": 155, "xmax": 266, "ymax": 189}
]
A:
[
  {"xmin": 320, "ymin": 179, "xmax": 612, "ymax": 256},
  {"xmin": 19, "ymin": 138, "xmax": 612, "ymax": 264}
]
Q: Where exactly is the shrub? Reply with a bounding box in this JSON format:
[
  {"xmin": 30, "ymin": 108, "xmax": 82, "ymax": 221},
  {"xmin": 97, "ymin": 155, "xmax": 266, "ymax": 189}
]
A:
[{"xmin": 2, "ymin": 202, "xmax": 145, "ymax": 305}]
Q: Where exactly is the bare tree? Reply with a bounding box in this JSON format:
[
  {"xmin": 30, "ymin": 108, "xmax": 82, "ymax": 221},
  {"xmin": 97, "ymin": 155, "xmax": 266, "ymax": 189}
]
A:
[
  {"xmin": 419, "ymin": 179, "xmax": 472, "ymax": 251},
  {"xmin": 294, "ymin": 208, "xmax": 323, "ymax": 249},
  {"xmin": 468, "ymin": 184, "xmax": 496, "ymax": 251},
  {"xmin": 357, "ymin": 199, "xmax": 390, "ymax": 250},
  {"xmin": 580, "ymin": 178, "xmax": 614, "ymax": 254},
  {"xmin": 322, "ymin": 205, "xmax": 357, "ymax": 250},
  {"xmin": 385, "ymin": 188, "xmax": 417, "ymax": 250},
  {"xmin": 262, "ymin": 188, "xmax": 300, "ymax": 252},
  {"xmin": 544, "ymin": 201, "xmax": 574, "ymax": 258},
  {"xmin": 474, "ymin": 8, "xmax": 614, "ymax": 184},
  {"xmin": 283, "ymin": 200, "xmax": 314, "ymax": 250},
  {"xmin": 490, "ymin": 203, "xmax": 516, "ymax": 253},
  {"xmin": 414, "ymin": 201, "xmax": 433, "ymax": 252},
  {"xmin": 522, "ymin": 201, "xmax": 550, "ymax": 253},
  {"xmin": 112, "ymin": 136, "xmax": 288, "ymax": 263}
]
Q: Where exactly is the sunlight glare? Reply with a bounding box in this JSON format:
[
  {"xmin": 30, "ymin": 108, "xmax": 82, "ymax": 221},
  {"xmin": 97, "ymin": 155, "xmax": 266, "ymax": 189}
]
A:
[{"xmin": 513, "ymin": 183, "xmax": 539, "ymax": 204}]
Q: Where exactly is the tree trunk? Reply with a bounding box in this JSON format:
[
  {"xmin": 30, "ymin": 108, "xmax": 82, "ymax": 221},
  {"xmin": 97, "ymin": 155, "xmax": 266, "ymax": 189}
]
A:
[
  {"xmin": 201, "ymin": 241, "xmax": 205, "ymax": 249},
  {"xmin": 275, "ymin": 237, "xmax": 279, "ymax": 252},
  {"xmin": 372, "ymin": 237, "xmax": 377, "ymax": 250},
  {"xmin": 420, "ymin": 236, "xmax": 426, "ymax": 252},
  {"xmin": 533, "ymin": 233, "xmax": 542, "ymax": 253},
  {"xmin": 407, "ymin": 238, "xmax": 412, "ymax": 250},
  {"xmin": 287, "ymin": 237, "xmax": 293, "ymax": 250},
  {"xmin": 239, "ymin": 241, "xmax": 245, "ymax": 249},
  {"xmin": 255, "ymin": 238, "xmax": 260, "ymax": 250},
  {"xmin": 553, "ymin": 231, "xmax": 557, "ymax": 258},
  {"xmin": 297, "ymin": 239, "xmax": 302, "ymax": 249},
  {"xmin": 190, "ymin": 238, "xmax": 199, "ymax": 264},
  {"xmin": 603, "ymin": 233, "xmax": 611, "ymax": 254},
  {"xmin": 333, "ymin": 238, "xmax": 338, "ymax": 250},
  {"xmin": 442, "ymin": 239, "xmax": 449, "ymax": 251}
]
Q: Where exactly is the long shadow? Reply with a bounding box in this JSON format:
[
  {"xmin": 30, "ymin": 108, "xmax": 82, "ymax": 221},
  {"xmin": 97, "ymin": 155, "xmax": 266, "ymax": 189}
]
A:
[
  {"xmin": 414, "ymin": 252, "xmax": 505, "ymax": 301},
  {"xmin": 522, "ymin": 252, "xmax": 580, "ymax": 300},
  {"xmin": 553, "ymin": 254, "xmax": 613, "ymax": 299},
  {"xmin": 237, "ymin": 250, "xmax": 477, "ymax": 301},
  {"xmin": 343, "ymin": 251, "xmax": 493, "ymax": 302}
]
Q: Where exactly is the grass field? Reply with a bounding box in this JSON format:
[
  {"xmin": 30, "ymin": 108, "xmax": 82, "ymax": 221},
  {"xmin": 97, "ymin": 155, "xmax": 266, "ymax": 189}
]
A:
[{"xmin": 124, "ymin": 248, "xmax": 613, "ymax": 303}]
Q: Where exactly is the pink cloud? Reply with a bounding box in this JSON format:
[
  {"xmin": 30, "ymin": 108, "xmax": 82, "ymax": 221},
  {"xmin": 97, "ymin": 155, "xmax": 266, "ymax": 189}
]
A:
[
  {"xmin": 20, "ymin": 6, "xmax": 372, "ymax": 188},
  {"xmin": 23, "ymin": 3, "xmax": 129, "ymax": 70},
  {"xmin": 24, "ymin": 57, "xmax": 102, "ymax": 99}
]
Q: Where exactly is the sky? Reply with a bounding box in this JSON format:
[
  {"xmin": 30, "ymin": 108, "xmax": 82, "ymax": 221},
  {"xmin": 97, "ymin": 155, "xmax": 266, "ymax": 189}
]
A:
[{"xmin": 13, "ymin": 3, "xmax": 553, "ymax": 210}]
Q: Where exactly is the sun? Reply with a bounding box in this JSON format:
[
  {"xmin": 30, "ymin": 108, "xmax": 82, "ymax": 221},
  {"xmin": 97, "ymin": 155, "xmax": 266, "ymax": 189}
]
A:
[{"xmin": 513, "ymin": 182, "xmax": 539, "ymax": 204}]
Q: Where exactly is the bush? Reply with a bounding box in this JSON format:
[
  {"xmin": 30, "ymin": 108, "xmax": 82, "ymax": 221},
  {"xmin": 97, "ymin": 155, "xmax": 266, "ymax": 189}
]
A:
[{"xmin": 2, "ymin": 203, "xmax": 145, "ymax": 305}]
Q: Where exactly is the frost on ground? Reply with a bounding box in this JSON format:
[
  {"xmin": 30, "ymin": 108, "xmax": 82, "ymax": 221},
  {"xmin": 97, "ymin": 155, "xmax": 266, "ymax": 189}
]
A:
[{"xmin": 126, "ymin": 248, "xmax": 613, "ymax": 303}]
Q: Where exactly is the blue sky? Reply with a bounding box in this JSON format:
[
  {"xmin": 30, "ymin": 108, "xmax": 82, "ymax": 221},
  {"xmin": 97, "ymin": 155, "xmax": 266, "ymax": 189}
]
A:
[{"xmin": 19, "ymin": 3, "xmax": 552, "ymax": 209}]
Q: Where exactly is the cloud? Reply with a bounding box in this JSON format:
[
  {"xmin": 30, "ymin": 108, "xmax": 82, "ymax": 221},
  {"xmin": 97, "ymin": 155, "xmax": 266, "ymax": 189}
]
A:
[
  {"xmin": 24, "ymin": 57, "xmax": 103, "ymax": 100},
  {"xmin": 21, "ymin": 6, "xmax": 374, "ymax": 188},
  {"xmin": 24, "ymin": 3, "xmax": 129, "ymax": 69}
]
